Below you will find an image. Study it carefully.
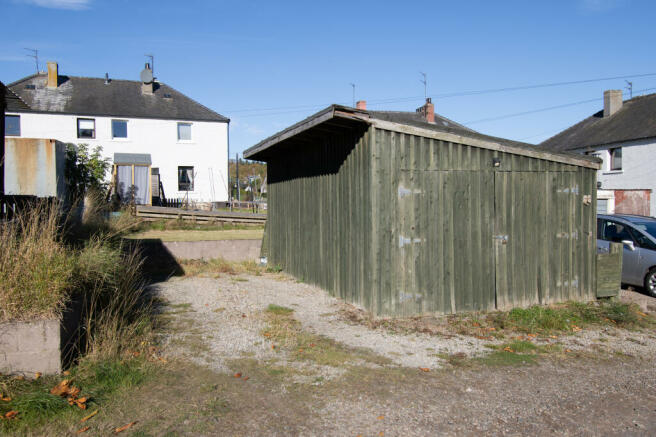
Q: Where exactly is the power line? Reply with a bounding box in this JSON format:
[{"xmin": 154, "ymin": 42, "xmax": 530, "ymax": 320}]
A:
[
  {"xmin": 227, "ymin": 72, "xmax": 656, "ymax": 115},
  {"xmin": 464, "ymin": 86, "xmax": 656, "ymax": 126}
]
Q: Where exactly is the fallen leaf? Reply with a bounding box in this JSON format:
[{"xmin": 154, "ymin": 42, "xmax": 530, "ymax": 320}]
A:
[
  {"xmin": 472, "ymin": 322, "xmax": 480, "ymax": 327},
  {"xmin": 271, "ymin": 345, "xmax": 276, "ymax": 350},
  {"xmin": 242, "ymin": 376, "xmax": 249, "ymax": 381},
  {"xmin": 81, "ymin": 410, "xmax": 98, "ymax": 422},
  {"xmin": 527, "ymin": 334, "xmax": 537, "ymax": 338},
  {"xmin": 309, "ymin": 343, "xmax": 316, "ymax": 347},
  {"xmin": 14, "ymin": 375, "xmax": 24, "ymax": 381},
  {"xmin": 419, "ymin": 367, "xmax": 430, "ymax": 372},
  {"xmin": 565, "ymin": 349, "xmax": 572, "ymax": 353},
  {"xmin": 234, "ymin": 373, "xmax": 242, "ymax": 378},
  {"xmin": 114, "ymin": 421, "xmax": 137, "ymax": 433},
  {"xmin": 4, "ymin": 411, "xmax": 18, "ymax": 419},
  {"xmin": 241, "ymin": 314, "xmax": 247, "ymax": 318},
  {"xmin": 486, "ymin": 327, "xmax": 496, "ymax": 331},
  {"xmin": 637, "ymin": 311, "xmax": 647, "ymax": 317},
  {"xmin": 377, "ymin": 415, "xmax": 385, "ymax": 420},
  {"xmin": 503, "ymin": 347, "xmax": 514, "ymax": 353},
  {"xmin": 34, "ymin": 372, "xmax": 42, "ymax": 380},
  {"xmin": 63, "ymin": 370, "xmax": 71, "ymax": 376},
  {"xmin": 298, "ymin": 348, "xmax": 304, "ymax": 353},
  {"xmin": 379, "ymin": 432, "xmax": 384, "ymax": 436},
  {"xmin": 77, "ymin": 426, "xmax": 90, "ymax": 433},
  {"xmin": 50, "ymin": 380, "xmax": 71, "ymax": 396},
  {"xmin": 1, "ymin": 396, "xmax": 11, "ymax": 402},
  {"xmin": 550, "ymin": 335, "xmax": 558, "ymax": 339}
]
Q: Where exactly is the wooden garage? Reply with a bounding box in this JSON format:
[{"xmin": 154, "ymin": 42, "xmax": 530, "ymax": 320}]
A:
[{"xmin": 244, "ymin": 101, "xmax": 602, "ymax": 316}]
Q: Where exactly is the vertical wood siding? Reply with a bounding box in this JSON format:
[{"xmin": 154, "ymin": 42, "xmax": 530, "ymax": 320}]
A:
[{"xmin": 266, "ymin": 125, "xmax": 597, "ymax": 317}]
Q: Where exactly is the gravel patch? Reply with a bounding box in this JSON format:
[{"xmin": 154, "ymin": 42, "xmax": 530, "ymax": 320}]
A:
[{"xmin": 153, "ymin": 275, "xmax": 503, "ymax": 371}]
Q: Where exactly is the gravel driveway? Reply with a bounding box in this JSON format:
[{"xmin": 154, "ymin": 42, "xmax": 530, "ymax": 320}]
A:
[{"xmin": 150, "ymin": 274, "xmax": 656, "ymax": 436}]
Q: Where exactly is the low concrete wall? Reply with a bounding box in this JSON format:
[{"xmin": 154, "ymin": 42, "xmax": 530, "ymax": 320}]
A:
[
  {"xmin": 161, "ymin": 239, "xmax": 262, "ymax": 261},
  {"xmin": 0, "ymin": 319, "xmax": 61, "ymax": 374}
]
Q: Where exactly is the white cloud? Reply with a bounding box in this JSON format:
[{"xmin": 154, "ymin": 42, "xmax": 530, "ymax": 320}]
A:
[{"xmin": 15, "ymin": 0, "xmax": 91, "ymax": 10}]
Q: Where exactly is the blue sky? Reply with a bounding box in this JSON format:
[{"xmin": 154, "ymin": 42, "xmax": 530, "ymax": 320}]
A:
[{"xmin": 2, "ymin": 0, "xmax": 655, "ymax": 156}]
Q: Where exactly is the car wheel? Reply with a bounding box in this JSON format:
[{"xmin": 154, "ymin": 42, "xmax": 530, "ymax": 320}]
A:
[{"xmin": 644, "ymin": 268, "xmax": 656, "ymax": 297}]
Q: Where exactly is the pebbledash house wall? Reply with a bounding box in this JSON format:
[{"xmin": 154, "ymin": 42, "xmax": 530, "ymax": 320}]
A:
[
  {"xmin": 576, "ymin": 137, "xmax": 656, "ymax": 217},
  {"xmin": 5, "ymin": 111, "xmax": 229, "ymax": 203}
]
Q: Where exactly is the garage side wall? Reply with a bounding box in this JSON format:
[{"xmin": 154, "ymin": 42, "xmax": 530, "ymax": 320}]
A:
[
  {"xmin": 372, "ymin": 128, "xmax": 598, "ymax": 316},
  {"xmin": 266, "ymin": 128, "xmax": 376, "ymax": 311}
]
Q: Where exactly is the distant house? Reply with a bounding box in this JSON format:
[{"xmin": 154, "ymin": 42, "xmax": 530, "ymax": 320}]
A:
[
  {"xmin": 540, "ymin": 90, "xmax": 656, "ymax": 217},
  {"xmin": 245, "ymin": 99, "xmax": 600, "ymax": 316},
  {"xmin": 5, "ymin": 62, "xmax": 229, "ymax": 205}
]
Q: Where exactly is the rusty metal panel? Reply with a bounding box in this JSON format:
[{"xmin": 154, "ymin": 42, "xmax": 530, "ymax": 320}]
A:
[{"xmin": 4, "ymin": 138, "xmax": 67, "ymax": 198}]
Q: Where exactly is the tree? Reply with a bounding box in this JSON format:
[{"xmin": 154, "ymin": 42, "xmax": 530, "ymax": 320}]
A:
[{"xmin": 64, "ymin": 143, "xmax": 111, "ymax": 202}]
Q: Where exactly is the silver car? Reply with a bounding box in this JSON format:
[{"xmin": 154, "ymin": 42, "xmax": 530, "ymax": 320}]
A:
[{"xmin": 597, "ymin": 214, "xmax": 656, "ymax": 297}]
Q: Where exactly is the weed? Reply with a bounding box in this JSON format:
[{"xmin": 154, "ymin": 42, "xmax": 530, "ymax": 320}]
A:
[
  {"xmin": 477, "ymin": 351, "xmax": 538, "ymax": 366},
  {"xmin": 266, "ymin": 304, "xmax": 294, "ymax": 315}
]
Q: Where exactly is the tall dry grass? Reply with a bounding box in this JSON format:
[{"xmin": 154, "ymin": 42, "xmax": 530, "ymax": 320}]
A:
[
  {"xmin": 0, "ymin": 200, "xmax": 153, "ymax": 360},
  {"xmin": 0, "ymin": 202, "xmax": 74, "ymax": 322}
]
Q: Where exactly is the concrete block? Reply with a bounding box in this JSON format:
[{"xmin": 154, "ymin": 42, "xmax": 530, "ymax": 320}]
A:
[
  {"xmin": 0, "ymin": 319, "xmax": 61, "ymax": 374},
  {"xmin": 1, "ymin": 350, "xmax": 60, "ymax": 374}
]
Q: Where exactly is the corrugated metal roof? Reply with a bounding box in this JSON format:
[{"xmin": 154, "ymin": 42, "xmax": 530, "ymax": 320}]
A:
[
  {"xmin": 8, "ymin": 74, "xmax": 228, "ymax": 123},
  {"xmin": 244, "ymin": 105, "xmax": 601, "ymax": 169},
  {"xmin": 114, "ymin": 153, "xmax": 152, "ymax": 165},
  {"xmin": 540, "ymin": 92, "xmax": 656, "ymax": 151}
]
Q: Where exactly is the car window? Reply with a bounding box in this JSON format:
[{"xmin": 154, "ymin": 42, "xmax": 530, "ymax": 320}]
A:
[
  {"xmin": 599, "ymin": 220, "xmax": 635, "ymax": 243},
  {"xmin": 629, "ymin": 227, "xmax": 656, "ymax": 251},
  {"xmin": 632, "ymin": 221, "xmax": 656, "ymax": 240}
]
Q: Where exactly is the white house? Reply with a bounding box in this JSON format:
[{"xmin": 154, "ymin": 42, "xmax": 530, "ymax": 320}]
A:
[
  {"xmin": 540, "ymin": 89, "xmax": 656, "ymax": 217},
  {"xmin": 4, "ymin": 62, "xmax": 229, "ymax": 204}
]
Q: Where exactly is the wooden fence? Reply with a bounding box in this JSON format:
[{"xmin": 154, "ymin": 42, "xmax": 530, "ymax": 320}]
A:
[
  {"xmin": 136, "ymin": 205, "xmax": 266, "ymax": 225},
  {"xmin": 596, "ymin": 242, "xmax": 623, "ymax": 298}
]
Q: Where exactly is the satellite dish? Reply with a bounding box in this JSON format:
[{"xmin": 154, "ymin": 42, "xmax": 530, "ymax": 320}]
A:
[{"xmin": 140, "ymin": 67, "xmax": 153, "ymax": 84}]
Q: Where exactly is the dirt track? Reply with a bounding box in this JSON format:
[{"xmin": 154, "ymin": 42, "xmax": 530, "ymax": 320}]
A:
[{"xmin": 148, "ymin": 275, "xmax": 656, "ymax": 436}]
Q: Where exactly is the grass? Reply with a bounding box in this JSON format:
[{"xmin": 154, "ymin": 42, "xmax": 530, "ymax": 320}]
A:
[
  {"xmin": 0, "ymin": 202, "xmax": 75, "ymax": 322},
  {"xmin": 125, "ymin": 228, "xmax": 264, "ymax": 242},
  {"xmin": 262, "ymin": 304, "xmax": 390, "ymax": 367},
  {"xmin": 134, "ymin": 219, "xmax": 264, "ymax": 233},
  {"xmin": 180, "ymin": 258, "xmax": 271, "ymax": 277},
  {"xmin": 0, "ymin": 357, "xmax": 153, "ymax": 434},
  {"xmin": 490, "ymin": 300, "xmax": 654, "ymax": 334}
]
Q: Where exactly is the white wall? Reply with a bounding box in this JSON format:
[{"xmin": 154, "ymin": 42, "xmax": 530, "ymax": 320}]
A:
[
  {"xmin": 577, "ymin": 137, "xmax": 656, "ymax": 217},
  {"xmin": 5, "ymin": 111, "xmax": 229, "ymax": 202}
]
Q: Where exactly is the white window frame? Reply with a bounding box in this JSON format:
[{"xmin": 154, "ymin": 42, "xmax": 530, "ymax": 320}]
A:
[
  {"xmin": 177, "ymin": 122, "xmax": 192, "ymax": 142},
  {"xmin": 111, "ymin": 119, "xmax": 129, "ymax": 139}
]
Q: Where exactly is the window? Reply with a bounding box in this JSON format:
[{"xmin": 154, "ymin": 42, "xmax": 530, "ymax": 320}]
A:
[
  {"xmin": 178, "ymin": 166, "xmax": 194, "ymax": 191},
  {"xmin": 177, "ymin": 122, "xmax": 192, "ymax": 141},
  {"xmin": 77, "ymin": 118, "xmax": 95, "ymax": 139},
  {"xmin": 5, "ymin": 115, "xmax": 20, "ymax": 136},
  {"xmin": 112, "ymin": 120, "xmax": 128, "ymax": 138},
  {"xmin": 610, "ymin": 147, "xmax": 622, "ymax": 171},
  {"xmin": 598, "ymin": 220, "xmax": 634, "ymax": 243}
]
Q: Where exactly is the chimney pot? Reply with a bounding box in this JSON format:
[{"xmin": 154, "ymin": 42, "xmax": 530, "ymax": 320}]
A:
[
  {"xmin": 46, "ymin": 61, "xmax": 58, "ymax": 89},
  {"xmin": 356, "ymin": 100, "xmax": 367, "ymax": 110},
  {"xmin": 416, "ymin": 97, "xmax": 435, "ymax": 123},
  {"xmin": 603, "ymin": 89, "xmax": 622, "ymax": 117}
]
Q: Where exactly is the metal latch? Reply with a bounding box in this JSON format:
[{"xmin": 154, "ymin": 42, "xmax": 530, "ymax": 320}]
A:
[{"xmin": 494, "ymin": 235, "xmax": 509, "ymax": 244}]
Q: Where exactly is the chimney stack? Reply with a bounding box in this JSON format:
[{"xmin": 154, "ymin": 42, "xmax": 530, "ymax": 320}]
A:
[
  {"xmin": 46, "ymin": 61, "xmax": 58, "ymax": 89},
  {"xmin": 603, "ymin": 90, "xmax": 622, "ymax": 117},
  {"xmin": 416, "ymin": 98, "xmax": 435, "ymax": 123},
  {"xmin": 356, "ymin": 100, "xmax": 367, "ymax": 110},
  {"xmin": 141, "ymin": 63, "xmax": 154, "ymax": 95}
]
